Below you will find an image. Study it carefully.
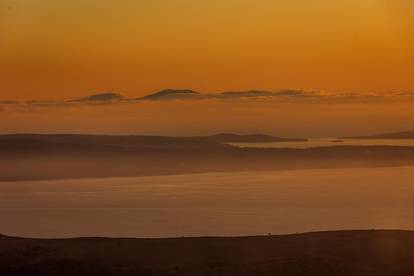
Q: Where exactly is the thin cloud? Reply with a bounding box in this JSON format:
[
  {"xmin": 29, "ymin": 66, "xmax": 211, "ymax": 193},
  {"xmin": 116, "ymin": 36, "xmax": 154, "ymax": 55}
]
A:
[
  {"xmin": 0, "ymin": 100, "xmax": 19, "ymax": 105},
  {"xmin": 0, "ymin": 100, "xmax": 20, "ymax": 112}
]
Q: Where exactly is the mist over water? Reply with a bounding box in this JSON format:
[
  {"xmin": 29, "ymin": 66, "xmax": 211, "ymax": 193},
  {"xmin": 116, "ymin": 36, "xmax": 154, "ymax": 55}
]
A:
[
  {"xmin": 233, "ymin": 138, "xmax": 414, "ymax": 149},
  {"xmin": 1, "ymin": 166, "xmax": 414, "ymax": 238}
]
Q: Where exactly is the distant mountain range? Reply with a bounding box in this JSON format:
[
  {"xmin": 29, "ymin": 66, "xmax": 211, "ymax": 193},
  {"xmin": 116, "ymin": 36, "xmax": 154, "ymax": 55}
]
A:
[
  {"xmin": 137, "ymin": 89, "xmax": 316, "ymax": 101},
  {"xmin": 140, "ymin": 89, "xmax": 203, "ymax": 100},
  {"xmin": 3, "ymin": 89, "xmax": 413, "ymax": 109}
]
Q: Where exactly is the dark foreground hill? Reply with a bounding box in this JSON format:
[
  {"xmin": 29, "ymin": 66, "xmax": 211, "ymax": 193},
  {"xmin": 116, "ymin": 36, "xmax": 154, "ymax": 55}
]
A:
[
  {"xmin": 2, "ymin": 134, "xmax": 414, "ymax": 181},
  {"xmin": 1, "ymin": 230, "xmax": 414, "ymax": 276}
]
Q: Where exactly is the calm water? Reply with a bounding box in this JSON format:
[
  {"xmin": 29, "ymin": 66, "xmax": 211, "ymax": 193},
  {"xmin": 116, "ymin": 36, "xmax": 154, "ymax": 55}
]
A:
[
  {"xmin": 1, "ymin": 166, "xmax": 414, "ymax": 238},
  {"xmin": 232, "ymin": 138, "xmax": 414, "ymax": 149}
]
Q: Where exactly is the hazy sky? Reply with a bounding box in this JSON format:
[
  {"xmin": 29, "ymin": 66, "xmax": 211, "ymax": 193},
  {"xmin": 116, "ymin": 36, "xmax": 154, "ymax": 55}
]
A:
[
  {"xmin": 1, "ymin": 0, "xmax": 414, "ymax": 136},
  {"xmin": 1, "ymin": 0, "xmax": 414, "ymax": 100}
]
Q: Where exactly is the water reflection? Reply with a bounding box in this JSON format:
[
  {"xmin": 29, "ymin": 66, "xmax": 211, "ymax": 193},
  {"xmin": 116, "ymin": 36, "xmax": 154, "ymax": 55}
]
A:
[{"xmin": 1, "ymin": 166, "xmax": 414, "ymax": 238}]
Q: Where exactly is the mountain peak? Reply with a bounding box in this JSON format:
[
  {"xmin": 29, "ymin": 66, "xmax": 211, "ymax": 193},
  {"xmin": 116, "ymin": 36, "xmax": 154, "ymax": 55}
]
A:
[
  {"xmin": 141, "ymin": 89, "xmax": 200, "ymax": 100},
  {"xmin": 78, "ymin": 93, "xmax": 124, "ymax": 102}
]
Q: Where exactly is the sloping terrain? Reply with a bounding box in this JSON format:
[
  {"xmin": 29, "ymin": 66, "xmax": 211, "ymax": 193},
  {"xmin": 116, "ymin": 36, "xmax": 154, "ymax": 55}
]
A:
[{"xmin": 1, "ymin": 231, "xmax": 414, "ymax": 276}]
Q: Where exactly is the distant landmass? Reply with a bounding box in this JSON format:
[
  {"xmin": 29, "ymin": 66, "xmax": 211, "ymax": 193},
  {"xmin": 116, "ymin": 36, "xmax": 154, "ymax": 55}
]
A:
[
  {"xmin": 344, "ymin": 131, "xmax": 414, "ymax": 139},
  {"xmin": 138, "ymin": 89, "xmax": 314, "ymax": 101},
  {"xmin": 1, "ymin": 230, "xmax": 414, "ymax": 276},
  {"xmin": 0, "ymin": 133, "xmax": 305, "ymax": 148},
  {"xmin": 5, "ymin": 89, "xmax": 414, "ymax": 108},
  {"xmin": 201, "ymin": 133, "xmax": 307, "ymax": 143},
  {"xmin": 139, "ymin": 89, "xmax": 203, "ymax": 100},
  {"xmin": 1, "ymin": 134, "xmax": 414, "ymax": 181}
]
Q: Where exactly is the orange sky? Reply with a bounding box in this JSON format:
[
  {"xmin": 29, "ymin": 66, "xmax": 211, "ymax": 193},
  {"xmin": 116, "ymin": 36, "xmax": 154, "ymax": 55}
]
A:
[
  {"xmin": 1, "ymin": 1, "xmax": 414, "ymax": 136},
  {"xmin": 1, "ymin": 0, "xmax": 414, "ymax": 100}
]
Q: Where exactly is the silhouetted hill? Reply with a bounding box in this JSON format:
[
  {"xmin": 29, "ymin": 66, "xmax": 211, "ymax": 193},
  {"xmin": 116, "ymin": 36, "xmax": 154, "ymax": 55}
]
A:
[
  {"xmin": 1, "ymin": 230, "xmax": 414, "ymax": 275},
  {"xmin": 137, "ymin": 89, "xmax": 318, "ymax": 101},
  {"xmin": 204, "ymin": 133, "xmax": 307, "ymax": 143},
  {"xmin": 220, "ymin": 90, "xmax": 274, "ymax": 97},
  {"xmin": 78, "ymin": 92, "xmax": 124, "ymax": 102},
  {"xmin": 140, "ymin": 89, "xmax": 201, "ymax": 100},
  {"xmin": 344, "ymin": 131, "xmax": 414, "ymax": 139},
  {"xmin": 219, "ymin": 89, "xmax": 306, "ymax": 98},
  {"xmin": 0, "ymin": 134, "xmax": 230, "ymax": 149},
  {"xmin": 0, "ymin": 133, "xmax": 305, "ymax": 149},
  {"xmin": 2, "ymin": 134, "xmax": 414, "ymax": 181}
]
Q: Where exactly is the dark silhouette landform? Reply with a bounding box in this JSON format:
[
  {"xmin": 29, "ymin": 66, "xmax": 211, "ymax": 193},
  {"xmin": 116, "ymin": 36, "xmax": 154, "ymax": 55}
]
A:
[
  {"xmin": 2, "ymin": 134, "xmax": 414, "ymax": 181},
  {"xmin": 343, "ymin": 130, "xmax": 414, "ymax": 139},
  {"xmin": 1, "ymin": 230, "xmax": 414, "ymax": 276},
  {"xmin": 136, "ymin": 88, "xmax": 317, "ymax": 101},
  {"xmin": 4, "ymin": 89, "xmax": 414, "ymax": 107}
]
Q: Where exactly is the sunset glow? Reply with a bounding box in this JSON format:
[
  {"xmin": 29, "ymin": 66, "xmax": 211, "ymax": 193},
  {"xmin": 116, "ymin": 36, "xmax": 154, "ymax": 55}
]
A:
[{"xmin": 1, "ymin": 0, "xmax": 414, "ymax": 100}]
